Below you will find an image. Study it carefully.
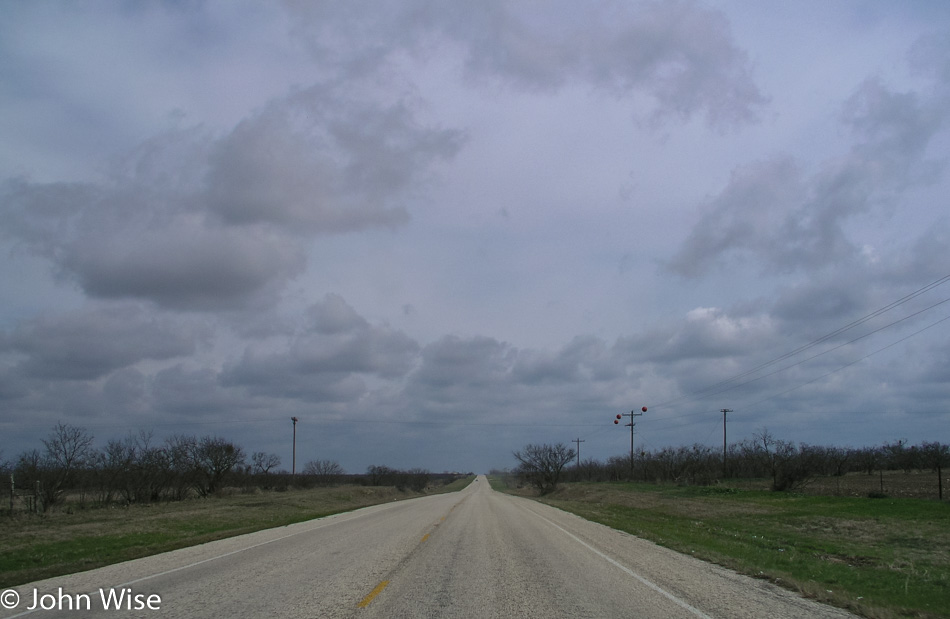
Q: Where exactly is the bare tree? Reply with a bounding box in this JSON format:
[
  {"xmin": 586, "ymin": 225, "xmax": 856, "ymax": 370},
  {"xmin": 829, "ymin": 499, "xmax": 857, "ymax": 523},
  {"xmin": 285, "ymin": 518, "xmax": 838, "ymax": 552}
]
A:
[
  {"xmin": 95, "ymin": 437, "xmax": 136, "ymax": 504},
  {"xmin": 165, "ymin": 434, "xmax": 200, "ymax": 500},
  {"xmin": 38, "ymin": 423, "xmax": 94, "ymax": 510},
  {"xmin": 252, "ymin": 452, "xmax": 281, "ymax": 475},
  {"xmin": 751, "ymin": 428, "xmax": 780, "ymax": 486},
  {"xmin": 513, "ymin": 443, "xmax": 576, "ymax": 494},
  {"xmin": 194, "ymin": 436, "xmax": 245, "ymax": 496},
  {"xmin": 856, "ymin": 446, "xmax": 882, "ymax": 476},
  {"xmin": 402, "ymin": 468, "xmax": 430, "ymax": 492},
  {"xmin": 825, "ymin": 446, "xmax": 852, "ymax": 477},
  {"xmin": 303, "ymin": 459, "xmax": 344, "ymax": 486},
  {"xmin": 366, "ymin": 464, "xmax": 395, "ymax": 486},
  {"xmin": 126, "ymin": 431, "xmax": 173, "ymax": 503}
]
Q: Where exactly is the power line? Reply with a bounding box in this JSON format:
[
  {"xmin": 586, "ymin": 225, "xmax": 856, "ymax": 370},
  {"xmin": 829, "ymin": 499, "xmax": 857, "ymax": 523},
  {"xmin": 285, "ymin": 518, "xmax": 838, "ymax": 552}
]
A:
[
  {"xmin": 679, "ymin": 295, "xmax": 950, "ymax": 404},
  {"xmin": 653, "ymin": 272, "xmax": 950, "ymax": 410},
  {"xmin": 572, "ymin": 438, "xmax": 585, "ymax": 467},
  {"xmin": 744, "ymin": 311, "xmax": 950, "ymax": 410}
]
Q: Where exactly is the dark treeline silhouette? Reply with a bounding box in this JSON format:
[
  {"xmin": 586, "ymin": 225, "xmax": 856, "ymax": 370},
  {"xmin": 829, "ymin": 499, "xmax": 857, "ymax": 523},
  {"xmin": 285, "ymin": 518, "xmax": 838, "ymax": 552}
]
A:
[
  {"xmin": 556, "ymin": 429, "xmax": 948, "ymax": 496},
  {"xmin": 2, "ymin": 423, "xmax": 469, "ymax": 513},
  {"xmin": 507, "ymin": 429, "xmax": 947, "ymax": 499}
]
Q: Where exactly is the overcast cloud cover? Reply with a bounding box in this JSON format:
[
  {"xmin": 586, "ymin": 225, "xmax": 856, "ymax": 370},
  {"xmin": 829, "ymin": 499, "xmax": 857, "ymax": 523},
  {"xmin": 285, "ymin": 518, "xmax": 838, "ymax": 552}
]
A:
[{"xmin": 1, "ymin": 1, "xmax": 949, "ymax": 474}]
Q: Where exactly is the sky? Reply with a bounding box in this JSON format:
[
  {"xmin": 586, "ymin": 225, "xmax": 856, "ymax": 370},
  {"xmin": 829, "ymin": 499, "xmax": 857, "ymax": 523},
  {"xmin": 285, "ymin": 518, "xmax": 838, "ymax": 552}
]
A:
[{"xmin": 1, "ymin": 1, "xmax": 949, "ymax": 475}]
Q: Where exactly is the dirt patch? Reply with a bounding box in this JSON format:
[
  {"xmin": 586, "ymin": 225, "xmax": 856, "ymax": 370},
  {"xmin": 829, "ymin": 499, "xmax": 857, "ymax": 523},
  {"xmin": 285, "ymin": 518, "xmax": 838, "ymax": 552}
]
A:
[
  {"xmin": 804, "ymin": 471, "xmax": 945, "ymax": 500},
  {"xmin": 815, "ymin": 552, "xmax": 881, "ymax": 567},
  {"xmin": 548, "ymin": 484, "xmax": 775, "ymax": 518}
]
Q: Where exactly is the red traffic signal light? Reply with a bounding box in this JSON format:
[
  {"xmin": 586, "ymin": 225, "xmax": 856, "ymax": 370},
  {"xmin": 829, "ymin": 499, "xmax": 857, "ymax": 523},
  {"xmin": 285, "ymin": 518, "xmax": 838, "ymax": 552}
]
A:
[
  {"xmin": 614, "ymin": 419, "xmax": 619, "ymax": 424},
  {"xmin": 642, "ymin": 406, "xmax": 647, "ymax": 412},
  {"xmin": 616, "ymin": 414, "xmax": 622, "ymax": 419}
]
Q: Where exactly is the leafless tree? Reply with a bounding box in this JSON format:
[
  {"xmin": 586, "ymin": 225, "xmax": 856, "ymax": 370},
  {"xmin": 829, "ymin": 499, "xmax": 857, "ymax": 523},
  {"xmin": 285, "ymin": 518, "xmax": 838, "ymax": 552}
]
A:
[
  {"xmin": 367, "ymin": 464, "xmax": 396, "ymax": 486},
  {"xmin": 165, "ymin": 434, "xmax": 200, "ymax": 500},
  {"xmin": 94, "ymin": 437, "xmax": 136, "ymax": 504},
  {"xmin": 402, "ymin": 468, "xmax": 430, "ymax": 492},
  {"xmin": 252, "ymin": 451, "xmax": 281, "ymax": 475},
  {"xmin": 513, "ymin": 443, "xmax": 576, "ymax": 494},
  {"xmin": 193, "ymin": 436, "xmax": 245, "ymax": 496},
  {"xmin": 38, "ymin": 423, "xmax": 94, "ymax": 510},
  {"xmin": 824, "ymin": 446, "xmax": 852, "ymax": 477},
  {"xmin": 303, "ymin": 459, "xmax": 344, "ymax": 486},
  {"xmin": 856, "ymin": 446, "xmax": 882, "ymax": 476}
]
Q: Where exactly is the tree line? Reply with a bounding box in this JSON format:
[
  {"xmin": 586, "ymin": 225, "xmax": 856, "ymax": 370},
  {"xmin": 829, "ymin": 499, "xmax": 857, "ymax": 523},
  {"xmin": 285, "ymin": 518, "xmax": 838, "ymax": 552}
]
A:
[
  {"xmin": 1, "ymin": 423, "xmax": 465, "ymax": 513},
  {"xmin": 511, "ymin": 430, "xmax": 949, "ymax": 496}
]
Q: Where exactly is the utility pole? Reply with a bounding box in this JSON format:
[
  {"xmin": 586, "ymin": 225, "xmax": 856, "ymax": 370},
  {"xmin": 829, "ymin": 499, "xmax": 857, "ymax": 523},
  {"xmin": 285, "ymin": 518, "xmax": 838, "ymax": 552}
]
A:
[
  {"xmin": 721, "ymin": 409, "xmax": 733, "ymax": 479},
  {"xmin": 572, "ymin": 438, "xmax": 585, "ymax": 468},
  {"xmin": 291, "ymin": 416, "xmax": 299, "ymax": 476},
  {"xmin": 615, "ymin": 407, "xmax": 646, "ymax": 480}
]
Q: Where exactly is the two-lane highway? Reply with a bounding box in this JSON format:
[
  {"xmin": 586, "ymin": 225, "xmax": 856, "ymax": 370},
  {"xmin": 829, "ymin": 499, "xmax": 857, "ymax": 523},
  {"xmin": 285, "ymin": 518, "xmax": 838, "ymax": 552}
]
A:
[{"xmin": 1, "ymin": 476, "xmax": 854, "ymax": 618}]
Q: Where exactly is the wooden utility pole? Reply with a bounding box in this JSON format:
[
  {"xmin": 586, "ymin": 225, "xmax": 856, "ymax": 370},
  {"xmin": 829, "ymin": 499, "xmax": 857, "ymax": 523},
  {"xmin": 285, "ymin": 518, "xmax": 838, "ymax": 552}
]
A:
[
  {"xmin": 615, "ymin": 407, "xmax": 646, "ymax": 480},
  {"xmin": 572, "ymin": 438, "xmax": 585, "ymax": 468},
  {"xmin": 291, "ymin": 416, "xmax": 298, "ymax": 476},
  {"xmin": 721, "ymin": 409, "xmax": 733, "ymax": 478}
]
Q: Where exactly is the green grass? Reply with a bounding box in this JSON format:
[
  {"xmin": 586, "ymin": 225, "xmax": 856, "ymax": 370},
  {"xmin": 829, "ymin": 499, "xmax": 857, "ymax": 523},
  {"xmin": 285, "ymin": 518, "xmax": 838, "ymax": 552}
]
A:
[
  {"xmin": 1, "ymin": 477, "xmax": 474, "ymax": 587},
  {"xmin": 494, "ymin": 478, "xmax": 949, "ymax": 619}
]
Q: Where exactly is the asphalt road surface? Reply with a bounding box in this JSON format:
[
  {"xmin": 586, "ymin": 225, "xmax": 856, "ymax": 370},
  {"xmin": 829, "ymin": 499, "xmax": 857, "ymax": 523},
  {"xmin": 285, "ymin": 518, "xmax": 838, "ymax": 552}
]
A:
[{"xmin": 1, "ymin": 476, "xmax": 855, "ymax": 618}]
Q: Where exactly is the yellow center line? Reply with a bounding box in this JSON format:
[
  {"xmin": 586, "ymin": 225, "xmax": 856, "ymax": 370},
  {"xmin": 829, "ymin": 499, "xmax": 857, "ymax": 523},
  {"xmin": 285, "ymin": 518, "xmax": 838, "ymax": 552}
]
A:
[
  {"xmin": 357, "ymin": 580, "xmax": 389, "ymax": 609},
  {"xmin": 421, "ymin": 533, "xmax": 430, "ymax": 542}
]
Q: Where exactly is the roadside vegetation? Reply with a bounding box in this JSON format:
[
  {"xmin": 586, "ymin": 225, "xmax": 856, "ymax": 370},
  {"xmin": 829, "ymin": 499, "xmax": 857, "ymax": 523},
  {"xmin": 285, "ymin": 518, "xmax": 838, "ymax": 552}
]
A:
[
  {"xmin": 509, "ymin": 431, "xmax": 948, "ymax": 499},
  {"xmin": 2, "ymin": 423, "xmax": 473, "ymax": 514},
  {"xmin": 0, "ymin": 475, "xmax": 474, "ymax": 587},
  {"xmin": 493, "ymin": 450, "xmax": 949, "ymax": 618},
  {"xmin": 0, "ymin": 422, "xmax": 474, "ymax": 587}
]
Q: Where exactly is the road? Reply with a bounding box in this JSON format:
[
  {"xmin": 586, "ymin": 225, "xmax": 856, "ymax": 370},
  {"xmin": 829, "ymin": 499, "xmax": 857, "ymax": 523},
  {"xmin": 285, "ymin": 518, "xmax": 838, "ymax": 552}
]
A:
[{"xmin": 1, "ymin": 476, "xmax": 854, "ymax": 618}]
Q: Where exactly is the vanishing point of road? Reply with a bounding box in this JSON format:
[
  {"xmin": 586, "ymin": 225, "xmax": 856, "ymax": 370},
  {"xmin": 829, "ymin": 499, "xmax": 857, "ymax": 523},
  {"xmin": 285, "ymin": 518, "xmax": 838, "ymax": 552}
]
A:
[{"xmin": 1, "ymin": 476, "xmax": 854, "ymax": 618}]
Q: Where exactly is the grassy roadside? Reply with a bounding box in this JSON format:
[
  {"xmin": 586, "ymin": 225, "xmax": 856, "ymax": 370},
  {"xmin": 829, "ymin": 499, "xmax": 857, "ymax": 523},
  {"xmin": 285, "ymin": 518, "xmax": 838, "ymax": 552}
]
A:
[
  {"xmin": 491, "ymin": 477, "xmax": 949, "ymax": 619},
  {"xmin": 1, "ymin": 476, "xmax": 474, "ymax": 588}
]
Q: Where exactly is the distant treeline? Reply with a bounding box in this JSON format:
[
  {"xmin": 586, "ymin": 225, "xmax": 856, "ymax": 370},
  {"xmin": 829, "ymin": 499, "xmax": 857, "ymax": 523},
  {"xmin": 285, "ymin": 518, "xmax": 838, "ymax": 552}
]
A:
[
  {"xmin": 499, "ymin": 429, "xmax": 948, "ymax": 498},
  {"xmin": 558, "ymin": 429, "xmax": 948, "ymax": 493},
  {"xmin": 1, "ymin": 423, "xmax": 470, "ymax": 513}
]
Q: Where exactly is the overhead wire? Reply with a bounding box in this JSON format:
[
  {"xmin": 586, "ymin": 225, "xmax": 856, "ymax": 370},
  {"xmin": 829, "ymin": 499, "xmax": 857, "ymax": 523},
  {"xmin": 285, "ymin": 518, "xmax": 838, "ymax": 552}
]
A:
[
  {"xmin": 644, "ymin": 310, "xmax": 950, "ymax": 435},
  {"xmin": 650, "ymin": 272, "xmax": 950, "ymax": 411},
  {"xmin": 743, "ymin": 310, "xmax": 950, "ymax": 411},
  {"xmin": 676, "ymin": 295, "xmax": 950, "ymax": 404}
]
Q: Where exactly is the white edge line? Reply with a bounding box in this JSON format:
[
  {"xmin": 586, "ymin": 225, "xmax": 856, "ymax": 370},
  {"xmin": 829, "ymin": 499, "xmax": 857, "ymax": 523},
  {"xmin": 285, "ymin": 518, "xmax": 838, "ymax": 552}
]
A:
[{"xmin": 529, "ymin": 509, "xmax": 714, "ymax": 619}]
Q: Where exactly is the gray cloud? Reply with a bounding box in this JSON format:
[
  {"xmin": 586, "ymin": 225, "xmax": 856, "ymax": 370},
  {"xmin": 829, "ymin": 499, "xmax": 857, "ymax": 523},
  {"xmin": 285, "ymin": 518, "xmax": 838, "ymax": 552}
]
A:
[
  {"xmin": 150, "ymin": 365, "xmax": 245, "ymax": 419},
  {"xmin": 67, "ymin": 219, "xmax": 306, "ymax": 310},
  {"xmin": 403, "ymin": 334, "xmax": 632, "ymax": 423},
  {"xmin": 0, "ymin": 82, "xmax": 462, "ymax": 311},
  {"xmin": 205, "ymin": 84, "xmax": 464, "ymax": 233},
  {"xmin": 7, "ymin": 305, "xmax": 200, "ymax": 381},
  {"xmin": 668, "ymin": 72, "xmax": 948, "ymax": 277},
  {"xmin": 409, "ymin": 335, "xmax": 514, "ymax": 396},
  {"xmin": 307, "ymin": 293, "xmax": 370, "ymax": 335},
  {"xmin": 284, "ymin": 0, "xmax": 767, "ymax": 129},
  {"xmin": 664, "ymin": 157, "xmax": 804, "ymax": 277},
  {"xmin": 222, "ymin": 297, "xmax": 420, "ymax": 402}
]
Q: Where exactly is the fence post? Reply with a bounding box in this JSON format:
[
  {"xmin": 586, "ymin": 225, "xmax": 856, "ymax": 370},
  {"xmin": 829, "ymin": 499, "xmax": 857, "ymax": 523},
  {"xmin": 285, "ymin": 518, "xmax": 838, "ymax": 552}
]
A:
[{"xmin": 8, "ymin": 473, "xmax": 13, "ymax": 514}]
